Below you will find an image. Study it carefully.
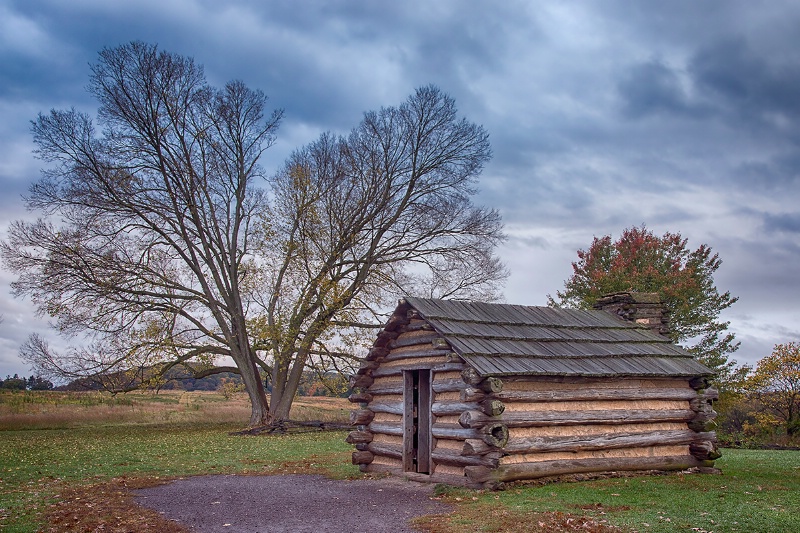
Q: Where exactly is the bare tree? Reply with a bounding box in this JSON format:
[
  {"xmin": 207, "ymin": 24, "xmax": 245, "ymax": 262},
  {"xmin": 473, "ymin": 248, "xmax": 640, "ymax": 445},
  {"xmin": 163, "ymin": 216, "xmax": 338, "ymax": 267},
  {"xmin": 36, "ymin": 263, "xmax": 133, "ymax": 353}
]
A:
[
  {"xmin": 3, "ymin": 42, "xmax": 282, "ymax": 424},
  {"xmin": 2, "ymin": 42, "xmax": 506, "ymax": 426},
  {"xmin": 258, "ymin": 86, "xmax": 506, "ymax": 420}
]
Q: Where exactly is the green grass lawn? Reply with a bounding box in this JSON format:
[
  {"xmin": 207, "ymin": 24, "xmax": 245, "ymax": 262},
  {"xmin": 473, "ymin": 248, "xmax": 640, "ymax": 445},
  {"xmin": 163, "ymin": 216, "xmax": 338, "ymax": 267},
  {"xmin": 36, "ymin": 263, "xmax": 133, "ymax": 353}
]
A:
[{"xmin": 422, "ymin": 448, "xmax": 800, "ymax": 533}]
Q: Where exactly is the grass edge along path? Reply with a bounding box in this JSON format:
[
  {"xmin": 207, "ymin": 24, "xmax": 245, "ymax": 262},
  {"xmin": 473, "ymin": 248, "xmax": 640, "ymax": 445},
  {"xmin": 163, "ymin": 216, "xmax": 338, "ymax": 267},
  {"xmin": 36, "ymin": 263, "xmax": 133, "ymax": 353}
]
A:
[{"xmin": 0, "ymin": 423, "xmax": 357, "ymax": 532}]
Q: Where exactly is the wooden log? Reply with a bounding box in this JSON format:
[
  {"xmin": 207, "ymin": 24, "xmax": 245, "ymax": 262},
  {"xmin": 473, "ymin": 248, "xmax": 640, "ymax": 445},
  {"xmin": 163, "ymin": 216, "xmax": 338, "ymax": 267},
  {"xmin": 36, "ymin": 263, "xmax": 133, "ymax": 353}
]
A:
[
  {"xmin": 460, "ymin": 409, "xmax": 696, "ymax": 429},
  {"xmin": 495, "ymin": 387, "xmax": 700, "ymax": 403},
  {"xmin": 350, "ymin": 409, "xmax": 375, "ymax": 426},
  {"xmin": 461, "ymin": 367, "xmax": 484, "ymax": 386},
  {"xmin": 479, "ymin": 377, "xmax": 503, "ymax": 393},
  {"xmin": 346, "ymin": 430, "xmax": 374, "ymax": 445},
  {"xmin": 465, "ymin": 455, "xmax": 704, "ymax": 485},
  {"xmin": 370, "ymin": 402, "xmax": 404, "ymax": 416},
  {"xmin": 366, "ymin": 346, "xmax": 390, "ymax": 361},
  {"xmin": 482, "ymin": 423, "xmax": 509, "ymax": 448},
  {"xmin": 461, "ymin": 368, "xmax": 503, "ymax": 393},
  {"xmin": 460, "ymin": 410, "xmax": 490, "ymax": 429},
  {"xmin": 371, "ymin": 362, "xmax": 465, "ymax": 378},
  {"xmin": 348, "ymin": 391, "xmax": 373, "ymax": 404},
  {"xmin": 367, "ymin": 382, "xmax": 404, "ymax": 395},
  {"xmin": 432, "ymin": 448, "xmax": 500, "ymax": 468},
  {"xmin": 374, "ymin": 330, "xmax": 400, "ymax": 348},
  {"xmin": 422, "ymin": 422, "xmax": 508, "ymax": 448},
  {"xmin": 701, "ymin": 387, "xmax": 719, "ymax": 401},
  {"xmin": 369, "ymin": 422, "xmax": 403, "ymax": 437},
  {"xmin": 433, "ymin": 362, "xmax": 468, "ymax": 375},
  {"xmin": 689, "ymin": 377, "xmax": 710, "ymax": 390},
  {"xmin": 349, "ymin": 374, "xmax": 374, "ymax": 390},
  {"xmin": 688, "ymin": 419, "xmax": 716, "ymax": 432},
  {"xmin": 503, "ymin": 429, "xmax": 708, "ymax": 454},
  {"xmin": 407, "ymin": 309, "xmax": 422, "ymax": 320},
  {"xmin": 429, "ymin": 399, "xmax": 505, "ymax": 418},
  {"xmin": 356, "ymin": 361, "xmax": 380, "ymax": 375},
  {"xmin": 382, "ymin": 348, "xmax": 456, "ymax": 363},
  {"xmin": 432, "ymin": 337, "xmax": 450, "ymax": 350},
  {"xmin": 368, "ymin": 441, "xmax": 499, "ymax": 468},
  {"xmin": 389, "ymin": 332, "xmax": 440, "ymax": 350},
  {"xmin": 352, "ymin": 450, "xmax": 374, "ymax": 465},
  {"xmin": 463, "ymin": 465, "xmax": 495, "ymax": 484},
  {"xmin": 433, "ymin": 378, "xmax": 469, "ymax": 394},
  {"xmin": 461, "ymin": 387, "xmax": 486, "ymax": 403},
  {"xmin": 688, "ymin": 407, "xmax": 717, "ymax": 432},
  {"xmin": 384, "ymin": 313, "xmax": 408, "ymax": 332},
  {"xmin": 690, "ymin": 440, "xmax": 722, "ymax": 461},
  {"xmin": 431, "ymin": 402, "xmax": 477, "ymax": 416},
  {"xmin": 367, "ymin": 442, "xmax": 403, "ymax": 459},
  {"xmin": 462, "ymin": 438, "xmax": 495, "ymax": 456},
  {"xmin": 481, "ymin": 399, "xmax": 505, "ymax": 416},
  {"xmin": 399, "ymin": 321, "xmax": 434, "ymax": 333},
  {"xmin": 430, "ymin": 423, "xmax": 481, "ymax": 441},
  {"xmin": 370, "ymin": 378, "xmax": 463, "ymax": 396},
  {"xmin": 690, "ymin": 398, "xmax": 705, "ymax": 412}
]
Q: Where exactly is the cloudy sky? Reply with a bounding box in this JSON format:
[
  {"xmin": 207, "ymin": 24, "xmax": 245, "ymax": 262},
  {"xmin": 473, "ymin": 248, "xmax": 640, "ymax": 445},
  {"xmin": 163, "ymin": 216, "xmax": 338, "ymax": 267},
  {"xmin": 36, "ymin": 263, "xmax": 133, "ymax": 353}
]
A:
[{"xmin": 1, "ymin": 0, "xmax": 798, "ymax": 378}]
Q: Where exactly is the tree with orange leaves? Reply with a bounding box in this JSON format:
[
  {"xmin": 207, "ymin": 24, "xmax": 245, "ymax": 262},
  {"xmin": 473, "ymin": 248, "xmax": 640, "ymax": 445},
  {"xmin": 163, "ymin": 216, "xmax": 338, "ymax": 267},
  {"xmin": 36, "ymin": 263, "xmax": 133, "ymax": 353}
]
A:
[{"xmin": 551, "ymin": 225, "xmax": 744, "ymax": 390}]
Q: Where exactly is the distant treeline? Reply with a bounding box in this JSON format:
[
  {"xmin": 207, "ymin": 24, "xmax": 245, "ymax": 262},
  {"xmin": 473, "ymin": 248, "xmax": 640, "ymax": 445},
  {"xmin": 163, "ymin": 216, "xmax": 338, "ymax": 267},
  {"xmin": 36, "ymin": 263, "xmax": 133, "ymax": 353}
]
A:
[
  {"xmin": 54, "ymin": 365, "xmax": 349, "ymax": 397},
  {"xmin": 1, "ymin": 374, "xmax": 54, "ymax": 391}
]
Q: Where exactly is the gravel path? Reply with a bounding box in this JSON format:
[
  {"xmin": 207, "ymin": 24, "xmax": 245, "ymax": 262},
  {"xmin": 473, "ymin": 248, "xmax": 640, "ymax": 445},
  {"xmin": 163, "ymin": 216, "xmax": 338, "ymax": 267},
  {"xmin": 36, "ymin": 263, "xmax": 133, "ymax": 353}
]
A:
[{"xmin": 135, "ymin": 474, "xmax": 452, "ymax": 533}]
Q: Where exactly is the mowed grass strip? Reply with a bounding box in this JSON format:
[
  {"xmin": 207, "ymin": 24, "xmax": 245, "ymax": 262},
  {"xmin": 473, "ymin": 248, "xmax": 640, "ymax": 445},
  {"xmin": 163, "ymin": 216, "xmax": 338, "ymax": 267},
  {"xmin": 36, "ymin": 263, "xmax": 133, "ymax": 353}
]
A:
[{"xmin": 413, "ymin": 449, "xmax": 800, "ymax": 533}]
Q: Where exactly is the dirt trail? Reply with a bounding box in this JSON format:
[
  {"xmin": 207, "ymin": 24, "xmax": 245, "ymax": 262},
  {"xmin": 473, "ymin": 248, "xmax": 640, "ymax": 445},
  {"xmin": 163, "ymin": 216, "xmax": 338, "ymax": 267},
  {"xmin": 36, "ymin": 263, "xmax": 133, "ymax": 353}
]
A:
[{"xmin": 135, "ymin": 474, "xmax": 452, "ymax": 533}]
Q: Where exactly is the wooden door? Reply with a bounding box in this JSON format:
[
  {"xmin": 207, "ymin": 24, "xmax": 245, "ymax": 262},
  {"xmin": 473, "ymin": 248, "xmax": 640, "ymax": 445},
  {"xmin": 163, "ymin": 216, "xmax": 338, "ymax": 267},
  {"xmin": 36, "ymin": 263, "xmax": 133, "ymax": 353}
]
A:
[{"xmin": 403, "ymin": 369, "xmax": 432, "ymax": 474}]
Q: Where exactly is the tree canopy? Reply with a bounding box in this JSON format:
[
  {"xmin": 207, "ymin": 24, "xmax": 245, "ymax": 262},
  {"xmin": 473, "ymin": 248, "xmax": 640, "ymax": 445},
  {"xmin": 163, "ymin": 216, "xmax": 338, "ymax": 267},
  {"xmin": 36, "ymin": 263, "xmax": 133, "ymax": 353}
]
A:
[
  {"xmin": 1, "ymin": 42, "xmax": 506, "ymax": 426},
  {"xmin": 550, "ymin": 225, "xmax": 743, "ymax": 389},
  {"xmin": 747, "ymin": 342, "xmax": 800, "ymax": 436}
]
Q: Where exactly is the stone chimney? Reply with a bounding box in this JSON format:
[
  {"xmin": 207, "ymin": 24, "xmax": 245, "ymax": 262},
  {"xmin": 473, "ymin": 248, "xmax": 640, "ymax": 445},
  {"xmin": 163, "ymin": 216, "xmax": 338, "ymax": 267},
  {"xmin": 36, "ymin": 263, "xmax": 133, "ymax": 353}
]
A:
[{"xmin": 594, "ymin": 291, "xmax": 670, "ymax": 337}]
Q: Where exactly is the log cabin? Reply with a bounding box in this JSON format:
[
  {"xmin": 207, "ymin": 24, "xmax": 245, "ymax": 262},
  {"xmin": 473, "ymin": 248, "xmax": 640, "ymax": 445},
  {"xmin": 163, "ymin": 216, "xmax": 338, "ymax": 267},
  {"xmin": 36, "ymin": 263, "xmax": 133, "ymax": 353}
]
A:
[{"xmin": 348, "ymin": 292, "xmax": 720, "ymax": 490}]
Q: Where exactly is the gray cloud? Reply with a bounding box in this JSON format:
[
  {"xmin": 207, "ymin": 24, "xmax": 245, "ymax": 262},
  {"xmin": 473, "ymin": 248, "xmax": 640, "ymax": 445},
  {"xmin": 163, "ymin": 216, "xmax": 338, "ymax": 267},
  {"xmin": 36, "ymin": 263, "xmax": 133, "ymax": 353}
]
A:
[
  {"xmin": 763, "ymin": 213, "xmax": 800, "ymax": 234},
  {"xmin": 2, "ymin": 0, "xmax": 800, "ymax": 375},
  {"xmin": 618, "ymin": 59, "xmax": 709, "ymax": 119}
]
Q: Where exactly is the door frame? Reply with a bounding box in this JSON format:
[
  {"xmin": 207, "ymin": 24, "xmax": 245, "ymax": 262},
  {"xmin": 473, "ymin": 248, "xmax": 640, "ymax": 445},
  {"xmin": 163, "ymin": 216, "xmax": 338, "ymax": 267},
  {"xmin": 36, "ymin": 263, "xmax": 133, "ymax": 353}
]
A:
[{"xmin": 402, "ymin": 368, "xmax": 432, "ymax": 474}]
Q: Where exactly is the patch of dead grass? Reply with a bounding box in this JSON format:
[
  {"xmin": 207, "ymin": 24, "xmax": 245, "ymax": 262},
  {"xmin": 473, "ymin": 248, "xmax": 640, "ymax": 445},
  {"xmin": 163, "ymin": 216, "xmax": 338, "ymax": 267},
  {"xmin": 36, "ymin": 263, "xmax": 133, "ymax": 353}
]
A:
[
  {"xmin": 412, "ymin": 497, "xmax": 626, "ymax": 533},
  {"xmin": 413, "ymin": 508, "xmax": 625, "ymax": 533},
  {"xmin": 43, "ymin": 476, "xmax": 188, "ymax": 533}
]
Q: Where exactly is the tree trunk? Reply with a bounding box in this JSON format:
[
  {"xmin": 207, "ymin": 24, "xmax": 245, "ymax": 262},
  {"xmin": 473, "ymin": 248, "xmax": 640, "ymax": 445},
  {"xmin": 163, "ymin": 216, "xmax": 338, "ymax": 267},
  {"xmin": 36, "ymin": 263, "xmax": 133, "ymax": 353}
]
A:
[
  {"xmin": 269, "ymin": 348, "xmax": 308, "ymax": 422},
  {"xmin": 244, "ymin": 380, "xmax": 271, "ymax": 427},
  {"xmin": 232, "ymin": 344, "xmax": 271, "ymax": 427}
]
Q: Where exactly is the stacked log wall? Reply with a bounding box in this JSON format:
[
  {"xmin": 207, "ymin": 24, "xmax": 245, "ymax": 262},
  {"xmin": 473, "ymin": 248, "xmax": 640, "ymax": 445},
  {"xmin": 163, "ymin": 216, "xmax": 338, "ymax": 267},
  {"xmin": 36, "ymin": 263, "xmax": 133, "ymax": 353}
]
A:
[
  {"xmin": 462, "ymin": 376, "xmax": 720, "ymax": 488},
  {"xmin": 349, "ymin": 308, "xmax": 478, "ymax": 486}
]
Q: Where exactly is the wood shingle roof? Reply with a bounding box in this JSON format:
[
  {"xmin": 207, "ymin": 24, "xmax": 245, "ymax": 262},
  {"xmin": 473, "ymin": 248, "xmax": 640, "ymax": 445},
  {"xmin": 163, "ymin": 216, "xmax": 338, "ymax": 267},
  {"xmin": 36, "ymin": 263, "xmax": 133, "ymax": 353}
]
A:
[{"xmin": 402, "ymin": 297, "xmax": 713, "ymax": 378}]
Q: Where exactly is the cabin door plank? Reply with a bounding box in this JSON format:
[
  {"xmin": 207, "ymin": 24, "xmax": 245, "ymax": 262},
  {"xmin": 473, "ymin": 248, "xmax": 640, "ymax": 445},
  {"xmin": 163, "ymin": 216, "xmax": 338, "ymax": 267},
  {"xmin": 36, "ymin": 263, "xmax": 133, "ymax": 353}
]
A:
[{"xmin": 403, "ymin": 369, "xmax": 432, "ymax": 474}]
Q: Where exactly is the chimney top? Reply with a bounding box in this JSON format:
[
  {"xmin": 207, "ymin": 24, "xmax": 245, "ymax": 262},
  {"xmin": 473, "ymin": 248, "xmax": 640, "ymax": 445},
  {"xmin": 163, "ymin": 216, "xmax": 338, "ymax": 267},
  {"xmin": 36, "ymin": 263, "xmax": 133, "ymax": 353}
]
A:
[{"xmin": 594, "ymin": 291, "xmax": 669, "ymax": 337}]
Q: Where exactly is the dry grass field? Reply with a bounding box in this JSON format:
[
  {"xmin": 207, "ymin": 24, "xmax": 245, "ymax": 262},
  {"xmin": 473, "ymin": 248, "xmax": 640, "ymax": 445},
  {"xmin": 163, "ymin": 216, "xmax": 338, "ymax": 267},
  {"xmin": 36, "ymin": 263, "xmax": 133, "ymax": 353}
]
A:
[{"xmin": 0, "ymin": 389, "xmax": 350, "ymax": 430}]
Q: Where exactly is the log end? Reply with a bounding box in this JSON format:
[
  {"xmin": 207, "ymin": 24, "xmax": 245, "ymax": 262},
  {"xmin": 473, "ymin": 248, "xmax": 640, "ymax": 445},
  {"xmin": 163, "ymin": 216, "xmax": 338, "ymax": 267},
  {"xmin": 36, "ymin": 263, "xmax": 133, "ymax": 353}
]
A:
[
  {"xmin": 352, "ymin": 450, "xmax": 374, "ymax": 465},
  {"xmin": 349, "ymin": 409, "xmax": 375, "ymax": 426},
  {"xmin": 480, "ymin": 377, "xmax": 503, "ymax": 394},
  {"xmin": 482, "ymin": 423, "xmax": 509, "ymax": 448}
]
